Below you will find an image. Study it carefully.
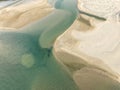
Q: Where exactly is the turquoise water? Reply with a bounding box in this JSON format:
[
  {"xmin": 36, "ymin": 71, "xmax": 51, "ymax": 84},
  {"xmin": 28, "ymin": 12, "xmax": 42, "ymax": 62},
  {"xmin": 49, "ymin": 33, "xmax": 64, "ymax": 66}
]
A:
[{"xmin": 0, "ymin": 0, "xmax": 79, "ymax": 90}]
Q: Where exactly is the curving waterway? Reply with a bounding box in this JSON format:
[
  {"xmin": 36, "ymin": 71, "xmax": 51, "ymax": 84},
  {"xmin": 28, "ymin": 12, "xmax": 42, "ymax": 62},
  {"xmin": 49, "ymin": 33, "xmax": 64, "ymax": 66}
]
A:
[
  {"xmin": 1, "ymin": 0, "xmax": 120, "ymax": 90},
  {"xmin": 0, "ymin": 0, "xmax": 79, "ymax": 90}
]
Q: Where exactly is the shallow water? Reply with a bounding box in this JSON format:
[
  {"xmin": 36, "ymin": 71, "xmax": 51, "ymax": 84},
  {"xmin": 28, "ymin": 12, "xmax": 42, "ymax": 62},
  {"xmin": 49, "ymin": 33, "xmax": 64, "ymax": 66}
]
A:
[
  {"xmin": 1, "ymin": 0, "xmax": 120, "ymax": 90},
  {"xmin": 0, "ymin": 0, "xmax": 79, "ymax": 90}
]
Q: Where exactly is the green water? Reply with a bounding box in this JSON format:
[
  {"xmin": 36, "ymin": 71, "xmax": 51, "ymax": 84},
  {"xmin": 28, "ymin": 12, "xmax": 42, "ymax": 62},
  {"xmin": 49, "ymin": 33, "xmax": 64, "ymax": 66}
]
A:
[{"xmin": 0, "ymin": 0, "xmax": 79, "ymax": 90}]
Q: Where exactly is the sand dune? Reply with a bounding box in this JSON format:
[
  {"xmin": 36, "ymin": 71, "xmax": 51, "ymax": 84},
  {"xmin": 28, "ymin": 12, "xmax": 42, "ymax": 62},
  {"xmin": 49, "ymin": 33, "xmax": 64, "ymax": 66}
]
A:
[
  {"xmin": 0, "ymin": 0, "xmax": 120, "ymax": 90},
  {"xmin": 0, "ymin": 0, "xmax": 53, "ymax": 29}
]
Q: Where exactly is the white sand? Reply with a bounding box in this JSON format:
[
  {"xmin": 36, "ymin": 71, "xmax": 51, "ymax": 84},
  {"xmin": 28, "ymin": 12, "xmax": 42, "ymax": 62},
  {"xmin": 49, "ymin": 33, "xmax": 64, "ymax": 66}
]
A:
[
  {"xmin": 54, "ymin": 1, "xmax": 120, "ymax": 88},
  {"xmin": 78, "ymin": 0, "xmax": 120, "ymax": 18},
  {"xmin": 0, "ymin": 0, "xmax": 53, "ymax": 29},
  {"xmin": 0, "ymin": 0, "xmax": 120, "ymax": 89}
]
